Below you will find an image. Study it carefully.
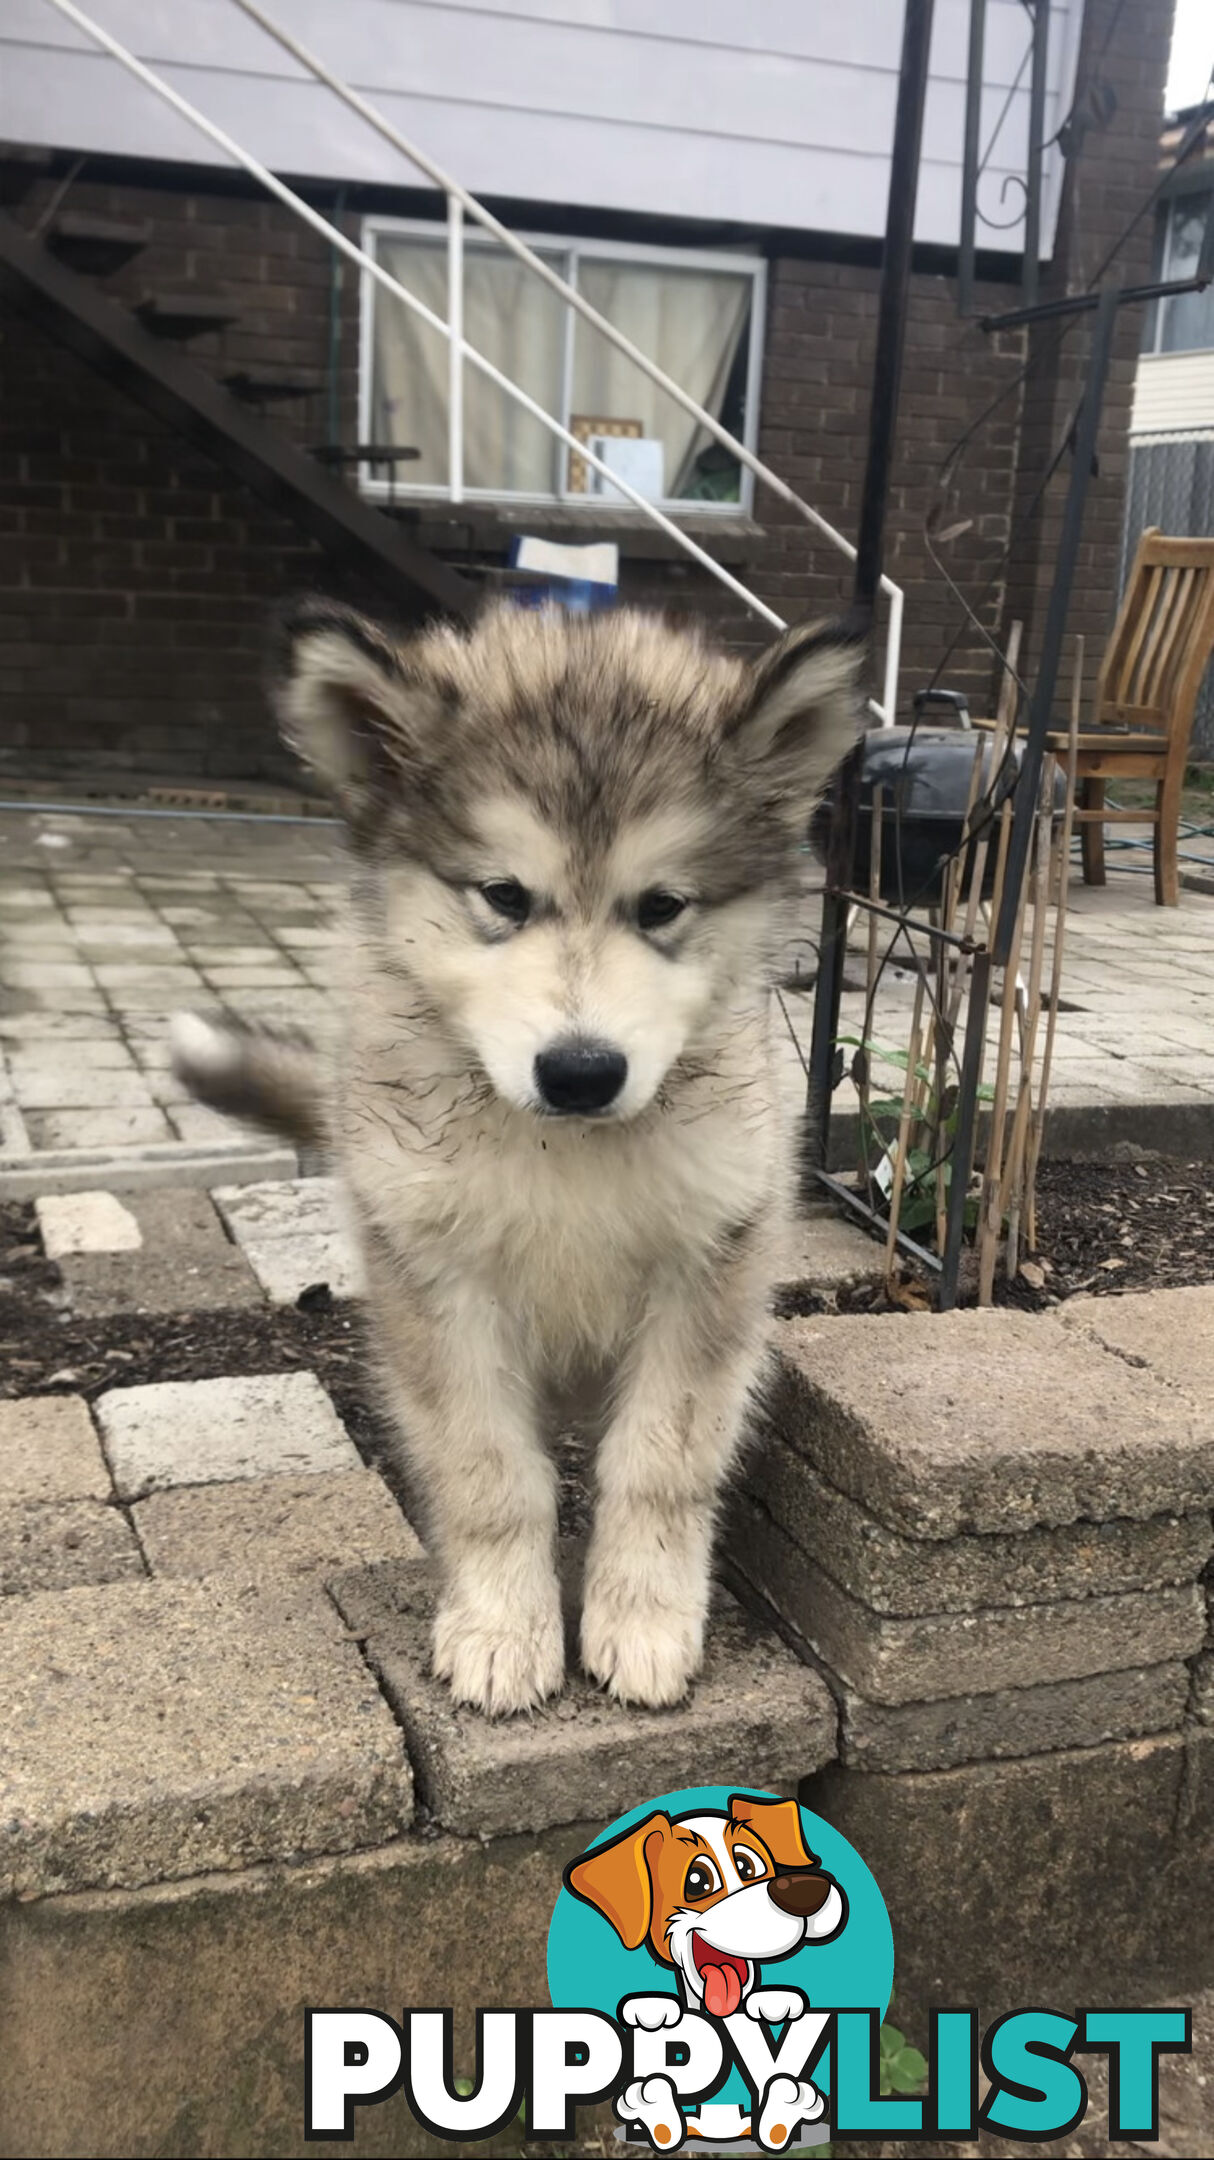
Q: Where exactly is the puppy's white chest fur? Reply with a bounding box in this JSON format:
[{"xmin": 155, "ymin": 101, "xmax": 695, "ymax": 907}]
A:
[{"xmin": 343, "ymin": 985, "xmax": 784, "ymax": 1362}]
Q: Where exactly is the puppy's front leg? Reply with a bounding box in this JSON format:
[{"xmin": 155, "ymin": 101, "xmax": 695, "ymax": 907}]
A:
[
  {"xmin": 582, "ymin": 1247, "xmax": 769, "ymax": 1707},
  {"xmin": 365, "ymin": 1252, "xmax": 562, "ymax": 1716}
]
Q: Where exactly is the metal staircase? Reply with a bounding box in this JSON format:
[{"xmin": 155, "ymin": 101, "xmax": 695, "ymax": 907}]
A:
[{"xmin": 0, "ymin": 202, "xmax": 473, "ymax": 625}]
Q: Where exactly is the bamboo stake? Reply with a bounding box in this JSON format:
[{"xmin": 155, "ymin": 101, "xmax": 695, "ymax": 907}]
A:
[
  {"xmin": 1025, "ymin": 636, "xmax": 1084, "ymax": 1249},
  {"xmin": 866, "ymin": 783, "xmax": 885, "ymax": 1008},
  {"xmin": 1002, "ymin": 756, "xmax": 1055, "ymax": 1276},
  {"xmin": 935, "ymin": 860, "xmax": 951, "ymax": 1254},
  {"xmin": 976, "ymin": 811, "xmax": 1032, "ymax": 1304},
  {"xmin": 858, "ymin": 784, "xmax": 885, "ymax": 1183},
  {"xmin": 884, "ymin": 975, "xmax": 925, "ymax": 1276}
]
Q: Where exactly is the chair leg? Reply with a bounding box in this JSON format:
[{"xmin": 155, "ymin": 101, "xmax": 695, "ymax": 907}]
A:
[
  {"xmin": 1155, "ymin": 767, "xmax": 1183, "ymax": 907},
  {"xmin": 1079, "ymin": 778, "xmax": 1106, "ymax": 886}
]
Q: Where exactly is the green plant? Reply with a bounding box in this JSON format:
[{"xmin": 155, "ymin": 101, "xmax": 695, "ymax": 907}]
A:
[
  {"xmin": 842, "ymin": 1035, "xmax": 995, "ymax": 1247},
  {"xmin": 878, "ymin": 2020, "xmax": 929, "ymax": 2097}
]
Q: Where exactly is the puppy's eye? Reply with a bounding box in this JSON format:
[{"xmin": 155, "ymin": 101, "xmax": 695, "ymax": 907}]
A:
[
  {"xmin": 684, "ymin": 1858, "xmax": 721, "ymax": 1902},
  {"xmin": 732, "ymin": 1846, "xmax": 765, "ymax": 1884},
  {"xmin": 479, "ymin": 880, "xmax": 531, "ymax": 925},
  {"xmin": 637, "ymin": 889, "xmax": 687, "ymax": 932}
]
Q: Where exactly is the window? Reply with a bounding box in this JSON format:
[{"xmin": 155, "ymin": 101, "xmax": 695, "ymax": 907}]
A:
[
  {"xmin": 360, "ymin": 219, "xmax": 765, "ymax": 513},
  {"xmin": 1151, "ymin": 190, "xmax": 1214, "ymax": 354}
]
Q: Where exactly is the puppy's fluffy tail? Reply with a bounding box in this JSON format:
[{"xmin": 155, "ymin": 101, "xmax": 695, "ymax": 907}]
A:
[{"xmin": 170, "ymin": 1012, "xmax": 327, "ymax": 1149}]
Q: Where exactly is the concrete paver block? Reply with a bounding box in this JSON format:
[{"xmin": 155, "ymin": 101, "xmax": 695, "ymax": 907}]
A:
[
  {"xmin": 0, "ymin": 1574, "xmax": 413, "ymax": 1896},
  {"xmin": 0, "ymin": 1823, "xmax": 597, "ymax": 2160},
  {"xmin": 201, "ymin": 967, "xmax": 305, "ymax": 991},
  {"xmin": 1063, "ymin": 1284, "xmax": 1214, "ymax": 1401},
  {"xmin": 54, "ymin": 1186, "xmax": 261, "ymax": 1316},
  {"xmin": 237, "ymin": 1229, "xmax": 361, "ymax": 1305},
  {"xmin": 0, "ymin": 1142, "xmax": 299, "ymax": 1200},
  {"xmin": 167, "ymin": 1103, "xmax": 266, "ymax": 1147},
  {"xmin": 735, "ymin": 1421, "xmax": 1214, "ymax": 1616},
  {"xmin": 1, "ymin": 962, "xmax": 96, "ymax": 990},
  {"xmin": 779, "ymin": 1209, "xmax": 884, "ymax": 1294},
  {"xmin": 11, "ymin": 1066, "xmax": 155, "ymax": 1111},
  {"xmin": 838, "ymin": 1661, "xmax": 1193, "ymax": 1773},
  {"xmin": 328, "ymin": 1554, "xmax": 838, "ymax": 1838},
  {"xmin": 8, "ymin": 1040, "xmax": 136, "ymax": 1076},
  {"xmin": 26, "ymin": 1108, "xmax": 174, "ymax": 1150},
  {"xmin": 0, "ymin": 1013, "xmax": 123, "ymax": 1042},
  {"xmin": 212, "ymin": 1177, "xmax": 343, "ymax": 1241},
  {"xmin": 729, "ymin": 1498, "xmax": 1205, "ymax": 1705},
  {"xmin": 35, "ymin": 1190, "xmax": 143, "ymax": 1257},
  {"xmin": 0, "ymin": 1498, "xmax": 145, "ymax": 1596},
  {"xmin": 211, "ymin": 1180, "xmax": 358, "ymax": 1301},
  {"xmin": 803, "ymin": 1728, "xmax": 1214, "ymax": 2026},
  {"xmin": 135, "ymin": 1468, "xmax": 422, "ymax": 1582},
  {"xmin": 96, "ymin": 1372, "xmax": 360, "ymax": 1500},
  {"xmin": 0, "ymin": 1395, "xmax": 111, "ymax": 1504},
  {"xmin": 771, "ymin": 1307, "xmax": 1214, "ymax": 1537},
  {"xmin": 93, "ymin": 964, "xmax": 200, "ymax": 990}
]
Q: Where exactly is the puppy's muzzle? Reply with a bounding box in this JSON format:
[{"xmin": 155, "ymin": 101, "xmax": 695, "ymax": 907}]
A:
[{"xmin": 769, "ymin": 1867, "xmax": 836, "ymax": 1918}]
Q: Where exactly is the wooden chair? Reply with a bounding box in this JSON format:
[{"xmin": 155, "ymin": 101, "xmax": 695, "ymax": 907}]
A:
[{"xmin": 980, "ymin": 531, "xmax": 1214, "ymax": 905}]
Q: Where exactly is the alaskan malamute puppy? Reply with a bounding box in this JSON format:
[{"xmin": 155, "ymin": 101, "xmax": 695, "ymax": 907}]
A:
[{"xmin": 174, "ymin": 600, "xmax": 857, "ymax": 1715}]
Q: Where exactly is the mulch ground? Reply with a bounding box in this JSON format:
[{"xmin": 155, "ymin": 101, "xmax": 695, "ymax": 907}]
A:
[{"xmin": 995, "ymin": 1156, "xmax": 1214, "ymax": 1310}]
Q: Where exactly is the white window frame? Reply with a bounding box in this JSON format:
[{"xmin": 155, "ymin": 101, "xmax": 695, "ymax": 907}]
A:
[
  {"xmin": 358, "ymin": 215, "xmax": 767, "ymax": 516},
  {"xmin": 1151, "ymin": 188, "xmax": 1214, "ymax": 357}
]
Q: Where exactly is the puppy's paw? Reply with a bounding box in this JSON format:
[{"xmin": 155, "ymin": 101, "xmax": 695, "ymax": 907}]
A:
[
  {"xmin": 746, "ymin": 1987, "xmax": 808, "ymax": 2026},
  {"xmin": 433, "ymin": 1595, "xmax": 563, "ymax": 1717},
  {"xmin": 621, "ymin": 1995, "xmax": 683, "ymax": 2031},
  {"xmin": 581, "ymin": 1594, "xmax": 703, "ymax": 1708},
  {"xmin": 616, "ymin": 2074, "xmax": 684, "ymax": 2151},
  {"xmin": 757, "ymin": 2075, "xmax": 825, "ymax": 2152}
]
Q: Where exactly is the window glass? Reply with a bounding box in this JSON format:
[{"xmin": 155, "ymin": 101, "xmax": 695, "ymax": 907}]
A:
[
  {"xmin": 570, "ymin": 260, "xmax": 751, "ymax": 503},
  {"xmin": 1161, "ymin": 194, "xmax": 1214, "ymax": 353},
  {"xmin": 366, "ymin": 230, "xmax": 758, "ymax": 506}
]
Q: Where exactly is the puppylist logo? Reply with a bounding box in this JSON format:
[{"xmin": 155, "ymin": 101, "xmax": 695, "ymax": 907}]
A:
[{"xmin": 304, "ymin": 1783, "xmax": 1191, "ymax": 2151}]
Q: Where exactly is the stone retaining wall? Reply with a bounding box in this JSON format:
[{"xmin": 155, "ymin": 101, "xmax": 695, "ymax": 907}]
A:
[{"xmin": 728, "ymin": 1293, "xmax": 1214, "ymax": 2020}]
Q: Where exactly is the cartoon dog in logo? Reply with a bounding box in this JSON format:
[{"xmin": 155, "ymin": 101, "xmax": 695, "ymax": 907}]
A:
[{"xmin": 566, "ymin": 1793, "xmax": 847, "ymax": 2150}]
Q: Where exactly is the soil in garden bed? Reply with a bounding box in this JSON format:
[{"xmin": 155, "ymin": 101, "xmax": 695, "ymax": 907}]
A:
[{"xmin": 992, "ymin": 1156, "xmax": 1214, "ymax": 1311}]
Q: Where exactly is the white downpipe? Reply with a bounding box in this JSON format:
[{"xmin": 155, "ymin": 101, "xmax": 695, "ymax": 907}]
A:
[
  {"xmin": 42, "ymin": 0, "xmax": 787, "ymax": 629},
  {"xmin": 446, "ymin": 194, "xmax": 463, "ymax": 505},
  {"xmin": 882, "ymin": 585, "xmax": 904, "ymax": 735}
]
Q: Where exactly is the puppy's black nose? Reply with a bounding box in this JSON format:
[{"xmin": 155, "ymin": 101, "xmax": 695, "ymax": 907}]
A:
[
  {"xmin": 534, "ymin": 1038, "xmax": 627, "ymax": 1115},
  {"xmin": 769, "ymin": 1868, "xmax": 835, "ymax": 1918}
]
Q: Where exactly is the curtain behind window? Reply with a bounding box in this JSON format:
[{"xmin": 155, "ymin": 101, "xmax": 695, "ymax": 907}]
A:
[
  {"xmin": 370, "ymin": 238, "xmax": 752, "ymax": 500},
  {"xmin": 373, "ymin": 237, "xmax": 565, "ymax": 493},
  {"xmin": 572, "ymin": 262, "xmax": 751, "ymax": 499}
]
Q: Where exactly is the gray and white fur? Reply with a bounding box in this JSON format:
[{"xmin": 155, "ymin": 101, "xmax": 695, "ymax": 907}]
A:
[{"xmin": 173, "ymin": 599, "xmax": 858, "ymax": 1715}]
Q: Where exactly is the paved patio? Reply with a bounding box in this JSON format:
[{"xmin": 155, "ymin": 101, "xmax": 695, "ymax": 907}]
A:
[{"xmin": 2, "ymin": 800, "xmax": 1214, "ymax": 1194}]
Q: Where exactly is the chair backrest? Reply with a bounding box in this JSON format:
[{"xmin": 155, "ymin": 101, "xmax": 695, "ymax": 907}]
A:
[{"xmin": 1096, "ymin": 528, "xmax": 1214, "ymax": 743}]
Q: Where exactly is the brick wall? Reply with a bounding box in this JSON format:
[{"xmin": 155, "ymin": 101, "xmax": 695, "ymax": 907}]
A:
[
  {"xmin": 750, "ymin": 259, "xmax": 1028, "ymax": 714},
  {"xmin": 0, "ymin": 0, "xmax": 1173, "ymax": 780}
]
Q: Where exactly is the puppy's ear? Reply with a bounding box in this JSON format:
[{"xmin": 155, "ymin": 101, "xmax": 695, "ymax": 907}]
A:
[
  {"xmin": 270, "ymin": 599, "xmax": 445, "ymax": 822},
  {"xmin": 728, "ymin": 1794, "xmax": 818, "ymax": 1872},
  {"xmin": 724, "ymin": 618, "xmax": 863, "ymax": 826},
  {"xmin": 564, "ymin": 1812, "xmax": 672, "ymax": 1951}
]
